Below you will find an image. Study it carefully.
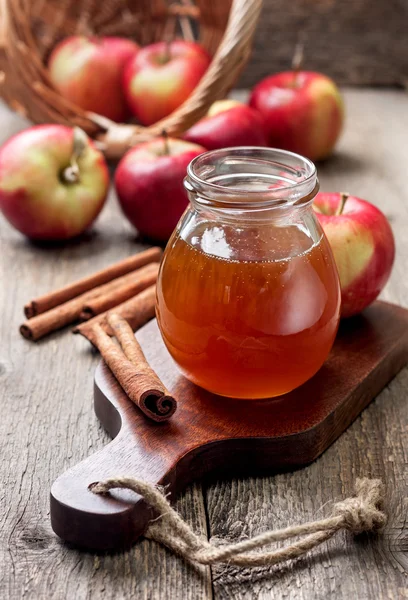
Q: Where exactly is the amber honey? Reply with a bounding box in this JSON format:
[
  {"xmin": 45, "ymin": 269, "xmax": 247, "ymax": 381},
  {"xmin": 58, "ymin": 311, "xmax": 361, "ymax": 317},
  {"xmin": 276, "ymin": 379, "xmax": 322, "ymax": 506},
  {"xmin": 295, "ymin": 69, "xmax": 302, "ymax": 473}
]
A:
[{"xmin": 156, "ymin": 222, "xmax": 341, "ymax": 399}]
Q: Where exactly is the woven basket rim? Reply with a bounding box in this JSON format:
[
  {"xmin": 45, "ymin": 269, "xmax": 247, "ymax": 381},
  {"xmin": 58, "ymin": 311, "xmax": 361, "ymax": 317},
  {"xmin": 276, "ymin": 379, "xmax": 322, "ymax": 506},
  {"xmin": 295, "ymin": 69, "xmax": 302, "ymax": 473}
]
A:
[{"xmin": 0, "ymin": 0, "xmax": 263, "ymax": 159}]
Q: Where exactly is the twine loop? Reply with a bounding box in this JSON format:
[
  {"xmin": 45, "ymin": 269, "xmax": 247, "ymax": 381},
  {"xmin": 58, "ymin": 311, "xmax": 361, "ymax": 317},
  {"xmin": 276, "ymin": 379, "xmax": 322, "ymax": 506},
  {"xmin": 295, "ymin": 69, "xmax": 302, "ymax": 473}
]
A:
[{"xmin": 91, "ymin": 477, "xmax": 386, "ymax": 568}]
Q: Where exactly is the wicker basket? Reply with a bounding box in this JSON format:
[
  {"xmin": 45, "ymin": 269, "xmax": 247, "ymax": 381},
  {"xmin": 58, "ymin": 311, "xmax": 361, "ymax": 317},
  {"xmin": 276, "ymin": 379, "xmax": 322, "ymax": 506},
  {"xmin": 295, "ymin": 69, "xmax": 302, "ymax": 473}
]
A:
[{"xmin": 0, "ymin": 0, "xmax": 262, "ymax": 159}]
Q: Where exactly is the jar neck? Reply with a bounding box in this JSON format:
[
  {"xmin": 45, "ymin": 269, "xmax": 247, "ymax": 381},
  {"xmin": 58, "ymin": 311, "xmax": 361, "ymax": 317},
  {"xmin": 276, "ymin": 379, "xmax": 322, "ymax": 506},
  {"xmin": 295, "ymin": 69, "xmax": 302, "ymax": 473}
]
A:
[
  {"xmin": 185, "ymin": 180, "xmax": 320, "ymax": 223},
  {"xmin": 183, "ymin": 147, "xmax": 319, "ymax": 223}
]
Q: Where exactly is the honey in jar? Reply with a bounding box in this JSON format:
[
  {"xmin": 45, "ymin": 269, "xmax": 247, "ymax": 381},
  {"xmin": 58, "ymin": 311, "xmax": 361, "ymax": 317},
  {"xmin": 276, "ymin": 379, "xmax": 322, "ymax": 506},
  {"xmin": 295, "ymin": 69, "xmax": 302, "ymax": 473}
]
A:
[{"xmin": 156, "ymin": 148, "xmax": 341, "ymax": 399}]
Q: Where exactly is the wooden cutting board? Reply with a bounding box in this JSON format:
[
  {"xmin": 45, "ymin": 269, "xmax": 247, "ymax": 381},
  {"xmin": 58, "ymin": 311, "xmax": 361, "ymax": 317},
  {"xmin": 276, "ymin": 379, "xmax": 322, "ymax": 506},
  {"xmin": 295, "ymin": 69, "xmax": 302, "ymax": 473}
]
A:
[{"xmin": 50, "ymin": 300, "xmax": 408, "ymax": 551}]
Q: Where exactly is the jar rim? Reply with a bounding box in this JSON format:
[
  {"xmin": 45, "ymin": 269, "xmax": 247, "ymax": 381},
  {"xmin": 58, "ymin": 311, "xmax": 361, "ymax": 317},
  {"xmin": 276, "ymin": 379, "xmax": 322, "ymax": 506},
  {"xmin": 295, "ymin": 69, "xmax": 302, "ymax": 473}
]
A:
[{"xmin": 185, "ymin": 146, "xmax": 318, "ymax": 210}]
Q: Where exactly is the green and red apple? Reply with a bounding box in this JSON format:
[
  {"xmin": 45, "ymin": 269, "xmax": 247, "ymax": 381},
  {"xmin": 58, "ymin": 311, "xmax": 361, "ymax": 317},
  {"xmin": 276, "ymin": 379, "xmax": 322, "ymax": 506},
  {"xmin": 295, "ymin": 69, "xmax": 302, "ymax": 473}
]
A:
[
  {"xmin": 314, "ymin": 192, "xmax": 395, "ymax": 317},
  {"xmin": 115, "ymin": 137, "xmax": 205, "ymax": 241},
  {"xmin": 123, "ymin": 40, "xmax": 211, "ymax": 125},
  {"xmin": 183, "ymin": 99, "xmax": 267, "ymax": 149},
  {"xmin": 0, "ymin": 125, "xmax": 109, "ymax": 240},
  {"xmin": 49, "ymin": 36, "xmax": 139, "ymax": 121},
  {"xmin": 249, "ymin": 71, "xmax": 344, "ymax": 161}
]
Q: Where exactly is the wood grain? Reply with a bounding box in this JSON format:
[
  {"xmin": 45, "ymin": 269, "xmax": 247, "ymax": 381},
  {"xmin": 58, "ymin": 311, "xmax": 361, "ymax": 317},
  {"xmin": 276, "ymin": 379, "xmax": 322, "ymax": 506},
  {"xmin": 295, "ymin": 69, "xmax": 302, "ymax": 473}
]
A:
[
  {"xmin": 0, "ymin": 103, "xmax": 210, "ymax": 598},
  {"xmin": 1, "ymin": 89, "xmax": 408, "ymax": 598},
  {"xmin": 239, "ymin": 0, "xmax": 408, "ymax": 88},
  {"xmin": 209, "ymin": 89, "xmax": 408, "ymax": 600}
]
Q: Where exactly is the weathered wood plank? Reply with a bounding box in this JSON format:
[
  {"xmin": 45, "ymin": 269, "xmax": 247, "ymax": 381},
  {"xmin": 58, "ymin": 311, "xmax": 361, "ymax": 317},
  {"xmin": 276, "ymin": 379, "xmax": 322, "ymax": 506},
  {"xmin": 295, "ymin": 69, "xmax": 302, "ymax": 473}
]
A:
[
  {"xmin": 208, "ymin": 382, "xmax": 408, "ymax": 598},
  {"xmin": 239, "ymin": 0, "xmax": 408, "ymax": 88},
  {"xmin": 0, "ymin": 102, "xmax": 211, "ymax": 599},
  {"xmin": 208, "ymin": 88, "xmax": 408, "ymax": 599},
  {"xmin": 0, "ymin": 89, "xmax": 407, "ymax": 599}
]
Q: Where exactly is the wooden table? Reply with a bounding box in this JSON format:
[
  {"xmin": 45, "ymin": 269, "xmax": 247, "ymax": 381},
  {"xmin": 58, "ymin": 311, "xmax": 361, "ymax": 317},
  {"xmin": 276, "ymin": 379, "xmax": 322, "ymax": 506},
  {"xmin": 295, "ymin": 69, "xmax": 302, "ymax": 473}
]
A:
[{"xmin": 0, "ymin": 90, "xmax": 407, "ymax": 600}]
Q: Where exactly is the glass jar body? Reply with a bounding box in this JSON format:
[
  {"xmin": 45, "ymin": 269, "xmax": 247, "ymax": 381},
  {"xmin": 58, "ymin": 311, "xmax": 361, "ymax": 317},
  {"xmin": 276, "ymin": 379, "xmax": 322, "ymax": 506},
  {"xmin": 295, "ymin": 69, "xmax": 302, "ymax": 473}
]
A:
[{"xmin": 156, "ymin": 149, "xmax": 341, "ymax": 399}]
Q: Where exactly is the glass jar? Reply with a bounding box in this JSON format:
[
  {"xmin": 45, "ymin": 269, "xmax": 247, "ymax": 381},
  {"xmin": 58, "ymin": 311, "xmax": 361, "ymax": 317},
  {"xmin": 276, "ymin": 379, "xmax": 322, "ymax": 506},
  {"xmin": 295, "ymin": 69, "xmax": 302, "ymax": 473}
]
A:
[{"xmin": 156, "ymin": 147, "xmax": 341, "ymax": 399}]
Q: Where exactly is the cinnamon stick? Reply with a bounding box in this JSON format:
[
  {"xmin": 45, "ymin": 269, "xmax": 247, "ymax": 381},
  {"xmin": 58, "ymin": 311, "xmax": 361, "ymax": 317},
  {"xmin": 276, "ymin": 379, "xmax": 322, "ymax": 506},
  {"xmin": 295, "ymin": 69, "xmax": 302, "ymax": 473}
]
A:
[
  {"xmin": 87, "ymin": 314, "xmax": 176, "ymax": 422},
  {"xmin": 80, "ymin": 263, "xmax": 159, "ymax": 320},
  {"xmin": 74, "ymin": 285, "xmax": 157, "ymax": 338},
  {"xmin": 24, "ymin": 247, "xmax": 162, "ymax": 318},
  {"xmin": 20, "ymin": 269, "xmax": 157, "ymax": 341}
]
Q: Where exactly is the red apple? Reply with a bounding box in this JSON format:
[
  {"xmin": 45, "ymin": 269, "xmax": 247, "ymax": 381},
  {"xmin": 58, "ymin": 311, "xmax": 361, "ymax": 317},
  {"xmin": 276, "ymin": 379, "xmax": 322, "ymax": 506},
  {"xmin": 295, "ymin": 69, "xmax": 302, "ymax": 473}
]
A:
[
  {"xmin": 0, "ymin": 125, "xmax": 109, "ymax": 240},
  {"xmin": 183, "ymin": 99, "xmax": 267, "ymax": 149},
  {"xmin": 123, "ymin": 41, "xmax": 211, "ymax": 126},
  {"xmin": 314, "ymin": 192, "xmax": 395, "ymax": 317},
  {"xmin": 249, "ymin": 71, "xmax": 344, "ymax": 161},
  {"xmin": 49, "ymin": 36, "xmax": 139, "ymax": 122},
  {"xmin": 115, "ymin": 137, "xmax": 205, "ymax": 241}
]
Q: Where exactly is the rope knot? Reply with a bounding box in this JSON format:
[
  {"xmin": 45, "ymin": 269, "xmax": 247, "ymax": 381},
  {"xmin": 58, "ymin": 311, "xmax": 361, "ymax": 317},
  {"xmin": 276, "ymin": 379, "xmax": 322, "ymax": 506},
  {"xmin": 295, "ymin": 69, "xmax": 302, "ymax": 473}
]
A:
[{"xmin": 333, "ymin": 478, "xmax": 387, "ymax": 534}]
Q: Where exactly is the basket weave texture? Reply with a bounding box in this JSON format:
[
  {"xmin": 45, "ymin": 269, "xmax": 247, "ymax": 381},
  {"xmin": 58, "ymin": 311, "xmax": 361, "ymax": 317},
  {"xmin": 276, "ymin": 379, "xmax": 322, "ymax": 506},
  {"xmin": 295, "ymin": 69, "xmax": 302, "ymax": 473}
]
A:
[{"xmin": 0, "ymin": 0, "xmax": 262, "ymax": 158}]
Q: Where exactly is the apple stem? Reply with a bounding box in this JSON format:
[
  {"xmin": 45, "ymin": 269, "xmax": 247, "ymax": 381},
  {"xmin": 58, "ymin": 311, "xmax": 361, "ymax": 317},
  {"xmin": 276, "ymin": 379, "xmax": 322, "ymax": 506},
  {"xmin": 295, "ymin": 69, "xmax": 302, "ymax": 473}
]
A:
[
  {"xmin": 291, "ymin": 36, "xmax": 305, "ymax": 86},
  {"xmin": 62, "ymin": 164, "xmax": 80, "ymax": 184},
  {"xmin": 163, "ymin": 39, "xmax": 172, "ymax": 63},
  {"xmin": 61, "ymin": 127, "xmax": 88, "ymax": 185},
  {"xmin": 336, "ymin": 192, "xmax": 350, "ymax": 216},
  {"xmin": 162, "ymin": 129, "xmax": 170, "ymax": 156}
]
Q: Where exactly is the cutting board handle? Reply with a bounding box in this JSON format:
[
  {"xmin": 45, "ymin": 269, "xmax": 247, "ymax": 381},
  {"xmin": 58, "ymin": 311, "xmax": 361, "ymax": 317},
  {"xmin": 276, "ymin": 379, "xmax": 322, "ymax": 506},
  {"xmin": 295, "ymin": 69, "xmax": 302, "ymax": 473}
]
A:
[{"xmin": 50, "ymin": 389, "xmax": 175, "ymax": 550}]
